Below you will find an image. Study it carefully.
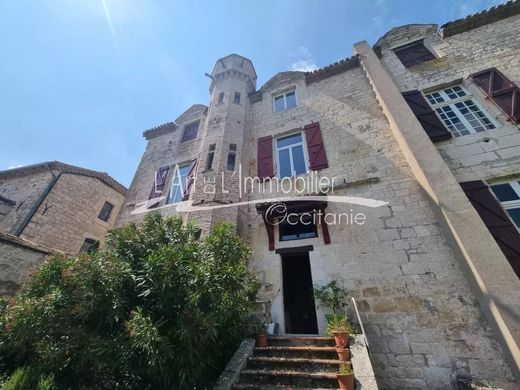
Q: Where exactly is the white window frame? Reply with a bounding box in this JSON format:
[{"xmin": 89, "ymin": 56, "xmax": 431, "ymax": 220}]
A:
[
  {"xmin": 167, "ymin": 163, "xmax": 190, "ymax": 204},
  {"xmin": 273, "ymin": 90, "xmax": 298, "ymax": 112},
  {"xmin": 425, "ymin": 85, "xmax": 498, "ymax": 137},
  {"xmin": 275, "ymin": 132, "xmax": 308, "ymax": 178},
  {"xmin": 489, "ymin": 179, "xmax": 520, "ymax": 232}
]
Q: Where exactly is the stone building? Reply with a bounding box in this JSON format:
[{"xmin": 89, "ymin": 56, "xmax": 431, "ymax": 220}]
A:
[
  {"xmin": 0, "ymin": 161, "xmax": 126, "ymax": 294},
  {"xmin": 116, "ymin": 2, "xmax": 520, "ymax": 388}
]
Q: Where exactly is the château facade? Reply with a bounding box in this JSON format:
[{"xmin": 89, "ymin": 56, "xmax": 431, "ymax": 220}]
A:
[{"xmin": 116, "ymin": 3, "xmax": 520, "ymax": 388}]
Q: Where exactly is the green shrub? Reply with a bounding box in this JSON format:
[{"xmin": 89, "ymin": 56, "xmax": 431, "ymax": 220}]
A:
[{"xmin": 0, "ymin": 214, "xmax": 258, "ymax": 390}]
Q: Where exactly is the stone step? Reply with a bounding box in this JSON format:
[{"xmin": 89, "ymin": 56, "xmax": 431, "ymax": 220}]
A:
[
  {"xmin": 232, "ymin": 384, "xmax": 332, "ymax": 390},
  {"xmin": 268, "ymin": 336, "xmax": 335, "ymax": 347},
  {"xmin": 238, "ymin": 369, "xmax": 339, "ymax": 388},
  {"xmin": 247, "ymin": 356, "xmax": 342, "ymax": 372},
  {"xmin": 254, "ymin": 346, "xmax": 338, "ymax": 360}
]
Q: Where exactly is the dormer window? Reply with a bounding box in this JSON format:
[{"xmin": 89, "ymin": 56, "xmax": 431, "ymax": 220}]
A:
[
  {"xmin": 273, "ymin": 91, "xmax": 297, "ymax": 112},
  {"xmin": 393, "ymin": 40, "xmax": 435, "ymax": 68},
  {"xmin": 181, "ymin": 120, "xmax": 199, "ymax": 142}
]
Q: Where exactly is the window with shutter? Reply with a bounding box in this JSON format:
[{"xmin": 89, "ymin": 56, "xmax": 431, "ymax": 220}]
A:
[
  {"xmin": 424, "ymin": 85, "xmax": 497, "ymax": 137},
  {"xmin": 257, "ymin": 136, "xmax": 274, "ymax": 179},
  {"xmin": 393, "ymin": 40, "xmax": 436, "ymax": 68},
  {"xmin": 470, "ymin": 68, "xmax": 520, "ymax": 123},
  {"xmin": 181, "ymin": 121, "xmax": 199, "ymax": 142},
  {"xmin": 167, "ymin": 163, "xmax": 190, "ymax": 204},
  {"xmin": 304, "ymin": 122, "xmax": 328, "ymax": 170},
  {"xmin": 402, "ymin": 90, "xmax": 452, "ymax": 141},
  {"xmin": 461, "ymin": 180, "xmax": 520, "ymax": 278}
]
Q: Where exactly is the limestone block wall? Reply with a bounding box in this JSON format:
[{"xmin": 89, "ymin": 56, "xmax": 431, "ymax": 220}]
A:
[
  {"xmin": 115, "ymin": 105, "xmax": 206, "ymax": 227},
  {"xmin": 20, "ymin": 173, "xmax": 124, "ymax": 254},
  {"xmin": 0, "ymin": 233, "xmax": 50, "ymax": 296},
  {"xmin": 377, "ymin": 15, "xmax": 520, "ymax": 183},
  {"xmin": 245, "ymin": 65, "xmax": 515, "ymax": 388},
  {"xmin": 0, "ymin": 170, "xmax": 54, "ymax": 234}
]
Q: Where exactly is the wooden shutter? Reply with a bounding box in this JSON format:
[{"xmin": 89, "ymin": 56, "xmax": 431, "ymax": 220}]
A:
[
  {"xmin": 394, "ymin": 40, "xmax": 435, "ymax": 68},
  {"xmin": 304, "ymin": 122, "xmax": 329, "ymax": 171},
  {"xmin": 182, "ymin": 159, "xmax": 197, "ymax": 200},
  {"xmin": 257, "ymin": 136, "xmax": 274, "ymax": 179},
  {"xmin": 470, "ymin": 68, "xmax": 520, "ymax": 123},
  {"xmin": 148, "ymin": 166, "xmax": 170, "ymax": 208},
  {"xmin": 402, "ymin": 90, "xmax": 452, "ymax": 141},
  {"xmin": 461, "ymin": 180, "xmax": 520, "ymax": 278}
]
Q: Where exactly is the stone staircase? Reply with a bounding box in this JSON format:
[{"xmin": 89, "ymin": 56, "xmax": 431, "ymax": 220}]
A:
[{"xmin": 231, "ymin": 336, "xmax": 343, "ymax": 389}]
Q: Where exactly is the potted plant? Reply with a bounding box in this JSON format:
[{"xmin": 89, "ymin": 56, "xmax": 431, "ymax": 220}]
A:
[
  {"xmin": 335, "ymin": 345, "xmax": 350, "ymax": 361},
  {"xmin": 256, "ymin": 325, "xmax": 268, "ymax": 347},
  {"xmin": 314, "ymin": 280, "xmax": 349, "ymax": 325},
  {"xmin": 327, "ymin": 315, "xmax": 352, "ymax": 348},
  {"xmin": 336, "ymin": 362, "xmax": 355, "ymax": 390}
]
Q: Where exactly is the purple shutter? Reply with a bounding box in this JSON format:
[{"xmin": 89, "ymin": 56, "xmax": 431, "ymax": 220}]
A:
[
  {"xmin": 461, "ymin": 180, "xmax": 520, "ymax": 278},
  {"xmin": 402, "ymin": 90, "xmax": 452, "ymax": 141},
  {"xmin": 148, "ymin": 166, "xmax": 170, "ymax": 208},
  {"xmin": 470, "ymin": 68, "xmax": 520, "ymax": 123},
  {"xmin": 257, "ymin": 136, "xmax": 274, "ymax": 179},
  {"xmin": 394, "ymin": 41, "xmax": 435, "ymax": 68},
  {"xmin": 304, "ymin": 122, "xmax": 329, "ymax": 171},
  {"xmin": 182, "ymin": 159, "xmax": 197, "ymax": 200}
]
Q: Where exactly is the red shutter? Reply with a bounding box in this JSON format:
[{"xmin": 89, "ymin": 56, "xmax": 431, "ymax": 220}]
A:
[
  {"xmin": 461, "ymin": 180, "xmax": 520, "ymax": 278},
  {"xmin": 182, "ymin": 159, "xmax": 197, "ymax": 200},
  {"xmin": 304, "ymin": 122, "xmax": 329, "ymax": 171},
  {"xmin": 470, "ymin": 68, "xmax": 520, "ymax": 123},
  {"xmin": 402, "ymin": 90, "xmax": 452, "ymax": 141},
  {"xmin": 148, "ymin": 166, "xmax": 170, "ymax": 208},
  {"xmin": 257, "ymin": 136, "xmax": 274, "ymax": 179}
]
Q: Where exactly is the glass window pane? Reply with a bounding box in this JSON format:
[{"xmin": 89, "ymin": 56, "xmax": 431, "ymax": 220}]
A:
[
  {"xmin": 279, "ymin": 214, "xmax": 318, "ymax": 241},
  {"xmin": 491, "ymin": 183, "xmax": 520, "ymax": 202},
  {"xmin": 274, "ymin": 96, "xmax": 285, "ymax": 112},
  {"xmin": 292, "ymin": 145, "xmax": 307, "ymax": 175},
  {"xmin": 278, "ymin": 149, "xmax": 292, "ymax": 177},
  {"xmin": 277, "ymin": 133, "xmax": 302, "ymax": 148},
  {"xmin": 285, "ymin": 92, "xmax": 297, "ymax": 109},
  {"xmin": 507, "ymin": 208, "xmax": 520, "ymax": 229}
]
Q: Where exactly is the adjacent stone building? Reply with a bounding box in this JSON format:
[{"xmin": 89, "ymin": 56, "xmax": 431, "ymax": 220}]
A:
[
  {"xmin": 116, "ymin": 2, "xmax": 520, "ymax": 388},
  {"xmin": 0, "ymin": 161, "xmax": 127, "ymax": 293}
]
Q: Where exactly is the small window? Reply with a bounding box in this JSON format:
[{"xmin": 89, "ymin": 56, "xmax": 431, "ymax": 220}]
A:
[
  {"xmin": 394, "ymin": 40, "xmax": 435, "ymax": 68},
  {"xmin": 167, "ymin": 163, "xmax": 191, "ymax": 204},
  {"xmin": 234, "ymin": 92, "xmax": 241, "ymax": 104},
  {"xmin": 97, "ymin": 201, "xmax": 114, "ymax": 222},
  {"xmin": 181, "ymin": 121, "xmax": 199, "ymax": 142},
  {"xmin": 218, "ymin": 92, "xmax": 225, "ymax": 104},
  {"xmin": 80, "ymin": 238, "xmax": 99, "ymax": 253},
  {"xmin": 425, "ymin": 85, "xmax": 496, "ymax": 137},
  {"xmin": 206, "ymin": 144, "xmax": 216, "ymax": 171},
  {"xmin": 276, "ymin": 133, "xmax": 307, "ymax": 178},
  {"xmin": 227, "ymin": 144, "xmax": 237, "ymax": 171},
  {"xmin": 490, "ymin": 180, "xmax": 520, "ymax": 230},
  {"xmin": 279, "ymin": 213, "xmax": 318, "ymax": 241},
  {"xmin": 273, "ymin": 91, "xmax": 297, "ymax": 112}
]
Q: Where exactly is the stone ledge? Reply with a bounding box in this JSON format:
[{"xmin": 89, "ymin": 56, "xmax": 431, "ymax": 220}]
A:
[
  {"xmin": 213, "ymin": 338, "xmax": 256, "ymax": 390},
  {"xmin": 0, "ymin": 232, "xmax": 55, "ymax": 255}
]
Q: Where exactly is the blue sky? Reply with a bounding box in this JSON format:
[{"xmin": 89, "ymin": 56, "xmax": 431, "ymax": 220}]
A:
[{"xmin": 0, "ymin": 0, "xmax": 503, "ymax": 187}]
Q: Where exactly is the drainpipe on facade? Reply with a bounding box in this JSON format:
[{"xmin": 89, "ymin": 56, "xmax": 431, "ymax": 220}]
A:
[{"xmin": 12, "ymin": 163, "xmax": 61, "ymax": 237}]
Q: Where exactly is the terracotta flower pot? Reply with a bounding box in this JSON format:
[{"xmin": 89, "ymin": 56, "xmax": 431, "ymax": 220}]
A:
[
  {"xmin": 336, "ymin": 346, "xmax": 350, "ymax": 361},
  {"xmin": 334, "ymin": 331, "xmax": 349, "ymax": 348},
  {"xmin": 336, "ymin": 373, "xmax": 355, "ymax": 390},
  {"xmin": 256, "ymin": 333, "xmax": 268, "ymax": 347}
]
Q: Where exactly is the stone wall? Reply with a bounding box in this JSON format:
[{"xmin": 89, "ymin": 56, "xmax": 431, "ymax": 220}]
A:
[
  {"xmin": 20, "ymin": 173, "xmax": 124, "ymax": 254},
  {"xmin": 245, "ymin": 64, "xmax": 515, "ymax": 388},
  {"xmin": 377, "ymin": 15, "xmax": 520, "ymax": 183},
  {"xmin": 115, "ymin": 105, "xmax": 206, "ymax": 228},
  {"xmin": 0, "ymin": 232, "xmax": 51, "ymax": 296},
  {"xmin": 0, "ymin": 169, "xmax": 55, "ymax": 234}
]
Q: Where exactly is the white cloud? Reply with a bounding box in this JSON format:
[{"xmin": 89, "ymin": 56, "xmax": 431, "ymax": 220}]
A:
[
  {"xmin": 7, "ymin": 164, "xmax": 25, "ymax": 170},
  {"xmin": 289, "ymin": 46, "xmax": 318, "ymax": 72}
]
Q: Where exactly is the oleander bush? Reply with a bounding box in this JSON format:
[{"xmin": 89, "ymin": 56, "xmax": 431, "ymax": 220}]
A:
[{"xmin": 0, "ymin": 214, "xmax": 258, "ymax": 390}]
